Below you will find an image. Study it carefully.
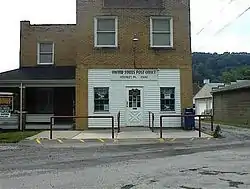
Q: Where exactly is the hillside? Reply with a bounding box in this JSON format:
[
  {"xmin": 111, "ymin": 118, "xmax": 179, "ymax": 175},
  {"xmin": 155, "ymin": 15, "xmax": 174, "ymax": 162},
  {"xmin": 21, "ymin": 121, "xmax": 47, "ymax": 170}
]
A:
[{"xmin": 192, "ymin": 52, "xmax": 250, "ymax": 84}]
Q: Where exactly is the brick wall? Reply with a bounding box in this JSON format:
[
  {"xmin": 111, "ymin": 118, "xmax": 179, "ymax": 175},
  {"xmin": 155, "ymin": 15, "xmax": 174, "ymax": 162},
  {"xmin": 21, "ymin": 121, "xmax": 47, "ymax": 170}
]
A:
[
  {"xmin": 75, "ymin": 0, "xmax": 193, "ymax": 129},
  {"xmin": 20, "ymin": 21, "xmax": 76, "ymax": 67},
  {"xmin": 213, "ymin": 88, "xmax": 250, "ymax": 126}
]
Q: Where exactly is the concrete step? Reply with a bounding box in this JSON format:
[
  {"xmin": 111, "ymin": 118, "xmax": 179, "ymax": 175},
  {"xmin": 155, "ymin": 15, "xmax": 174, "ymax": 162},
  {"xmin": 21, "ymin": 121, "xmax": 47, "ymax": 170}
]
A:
[{"xmin": 121, "ymin": 126, "xmax": 151, "ymax": 132}]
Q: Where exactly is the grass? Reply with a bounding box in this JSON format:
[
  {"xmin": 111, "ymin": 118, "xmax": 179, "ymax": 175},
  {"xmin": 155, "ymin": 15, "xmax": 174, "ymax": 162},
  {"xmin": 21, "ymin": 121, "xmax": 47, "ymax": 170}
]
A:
[{"xmin": 0, "ymin": 131, "xmax": 40, "ymax": 143}]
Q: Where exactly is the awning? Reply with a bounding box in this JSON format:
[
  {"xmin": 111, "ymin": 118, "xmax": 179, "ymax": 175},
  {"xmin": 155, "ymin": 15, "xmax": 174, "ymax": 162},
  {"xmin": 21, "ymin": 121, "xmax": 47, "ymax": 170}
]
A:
[{"xmin": 0, "ymin": 66, "xmax": 76, "ymax": 87}]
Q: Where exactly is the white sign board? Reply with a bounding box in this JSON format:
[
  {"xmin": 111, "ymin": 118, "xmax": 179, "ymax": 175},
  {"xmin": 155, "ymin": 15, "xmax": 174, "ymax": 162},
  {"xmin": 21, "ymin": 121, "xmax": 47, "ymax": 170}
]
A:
[
  {"xmin": 111, "ymin": 69, "xmax": 158, "ymax": 81},
  {"xmin": 0, "ymin": 106, "xmax": 11, "ymax": 118}
]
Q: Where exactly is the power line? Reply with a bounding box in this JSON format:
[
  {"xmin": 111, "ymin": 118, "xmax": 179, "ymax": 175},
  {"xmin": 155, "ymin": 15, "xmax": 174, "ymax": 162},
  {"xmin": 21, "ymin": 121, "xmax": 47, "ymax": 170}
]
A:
[
  {"xmin": 194, "ymin": 1, "xmax": 249, "ymax": 51},
  {"xmin": 213, "ymin": 5, "xmax": 250, "ymax": 36},
  {"xmin": 195, "ymin": 0, "xmax": 237, "ymax": 36}
]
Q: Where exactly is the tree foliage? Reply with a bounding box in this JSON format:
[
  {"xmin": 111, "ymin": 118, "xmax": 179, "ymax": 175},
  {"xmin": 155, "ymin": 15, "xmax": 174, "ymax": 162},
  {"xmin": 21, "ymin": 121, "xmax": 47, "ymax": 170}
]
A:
[{"xmin": 192, "ymin": 52, "xmax": 250, "ymax": 84}]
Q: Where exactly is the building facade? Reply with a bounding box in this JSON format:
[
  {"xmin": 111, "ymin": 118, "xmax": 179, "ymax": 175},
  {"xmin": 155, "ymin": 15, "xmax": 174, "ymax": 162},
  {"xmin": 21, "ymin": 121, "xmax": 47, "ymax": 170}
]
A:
[
  {"xmin": 193, "ymin": 80, "xmax": 224, "ymax": 117},
  {"xmin": 212, "ymin": 80, "xmax": 250, "ymax": 126},
  {"xmin": 0, "ymin": 0, "xmax": 193, "ymax": 130}
]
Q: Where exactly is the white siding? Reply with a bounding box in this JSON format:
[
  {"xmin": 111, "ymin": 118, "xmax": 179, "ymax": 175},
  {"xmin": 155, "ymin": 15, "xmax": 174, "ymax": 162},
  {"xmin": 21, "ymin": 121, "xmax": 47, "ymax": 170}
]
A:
[
  {"xmin": 195, "ymin": 98, "xmax": 212, "ymax": 115},
  {"xmin": 25, "ymin": 114, "xmax": 73, "ymax": 130},
  {"xmin": 88, "ymin": 69, "xmax": 181, "ymax": 128},
  {"xmin": 0, "ymin": 114, "xmax": 19, "ymax": 130}
]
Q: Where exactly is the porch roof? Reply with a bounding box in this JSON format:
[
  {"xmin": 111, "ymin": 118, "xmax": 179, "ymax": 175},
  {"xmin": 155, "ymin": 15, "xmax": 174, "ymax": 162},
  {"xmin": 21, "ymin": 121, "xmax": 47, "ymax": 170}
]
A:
[
  {"xmin": 0, "ymin": 66, "xmax": 76, "ymax": 87},
  {"xmin": 0, "ymin": 66, "xmax": 75, "ymax": 80}
]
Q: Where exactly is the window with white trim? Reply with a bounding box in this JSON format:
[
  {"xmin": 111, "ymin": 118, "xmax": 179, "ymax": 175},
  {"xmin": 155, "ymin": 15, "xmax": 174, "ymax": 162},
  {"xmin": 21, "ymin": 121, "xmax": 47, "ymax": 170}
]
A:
[
  {"xmin": 37, "ymin": 42, "xmax": 54, "ymax": 64},
  {"xmin": 94, "ymin": 87, "xmax": 109, "ymax": 112},
  {"xmin": 150, "ymin": 17, "xmax": 173, "ymax": 47},
  {"xmin": 160, "ymin": 87, "xmax": 175, "ymax": 111},
  {"xmin": 94, "ymin": 17, "xmax": 118, "ymax": 47}
]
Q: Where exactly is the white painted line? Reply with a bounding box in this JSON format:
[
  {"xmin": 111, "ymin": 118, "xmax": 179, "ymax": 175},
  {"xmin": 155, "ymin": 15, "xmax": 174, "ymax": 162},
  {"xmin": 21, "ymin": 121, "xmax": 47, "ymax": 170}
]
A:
[
  {"xmin": 80, "ymin": 139, "xmax": 85, "ymax": 143},
  {"xmin": 170, "ymin": 138, "xmax": 176, "ymax": 142},
  {"xmin": 190, "ymin": 138, "xmax": 195, "ymax": 141}
]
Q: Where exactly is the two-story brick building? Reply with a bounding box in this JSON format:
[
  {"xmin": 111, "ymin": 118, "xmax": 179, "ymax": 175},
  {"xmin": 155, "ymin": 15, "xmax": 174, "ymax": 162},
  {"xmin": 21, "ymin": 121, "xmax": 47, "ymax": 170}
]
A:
[{"xmin": 0, "ymin": 0, "xmax": 193, "ymax": 130}]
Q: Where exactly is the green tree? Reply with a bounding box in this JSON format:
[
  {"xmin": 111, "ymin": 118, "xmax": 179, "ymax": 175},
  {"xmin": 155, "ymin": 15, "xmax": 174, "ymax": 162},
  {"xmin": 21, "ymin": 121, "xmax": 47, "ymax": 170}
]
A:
[{"xmin": 192, "ymin": 52, "xmax": 250, "ymax": 83}]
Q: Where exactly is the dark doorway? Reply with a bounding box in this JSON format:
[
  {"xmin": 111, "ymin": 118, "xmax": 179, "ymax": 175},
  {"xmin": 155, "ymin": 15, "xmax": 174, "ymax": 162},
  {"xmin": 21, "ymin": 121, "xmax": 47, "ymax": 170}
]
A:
[{"xmin": 54, "ymin": 87, "xmax": 75, "ymax": 125}]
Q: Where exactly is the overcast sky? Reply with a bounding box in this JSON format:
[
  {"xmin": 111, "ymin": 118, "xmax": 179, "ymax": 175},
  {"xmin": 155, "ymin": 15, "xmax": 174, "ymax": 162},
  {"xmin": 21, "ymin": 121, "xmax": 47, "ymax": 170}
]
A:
[{"xmin": 0, "ymin": 0, "xmax": 250, "ymax": 72}]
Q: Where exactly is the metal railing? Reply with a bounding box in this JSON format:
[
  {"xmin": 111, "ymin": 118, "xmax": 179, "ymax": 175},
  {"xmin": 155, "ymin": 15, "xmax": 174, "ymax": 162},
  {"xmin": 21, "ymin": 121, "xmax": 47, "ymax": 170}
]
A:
[
  {"xmin": 148, "ymin": 111, "xmax": 155, "ymax": 132},
  {"xmin": 50, "ymin": 115, "xmax": 115, "ymax": 139},
  {"xmin": 159, "ymin": 114, "xmax": 214, "ymax": 138},
  {"xmin": 117, "ymin": 111, "xmax": 121, "ymax": 133}
]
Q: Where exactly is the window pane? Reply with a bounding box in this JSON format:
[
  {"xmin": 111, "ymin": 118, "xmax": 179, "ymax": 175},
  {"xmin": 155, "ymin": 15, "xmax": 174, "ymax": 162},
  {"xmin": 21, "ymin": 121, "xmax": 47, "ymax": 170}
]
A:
[
  {"xmin": 152, "ymin": 19, "xmax": 170, "ymax": 31},
  {"xmin": 137, "ymin": 101, "xmax": 141, "ymax": 107},
  {"xmin": 129, "ymin": 96, "xmax": 132, "ymax": 101},
  {"xmin": 132, "ymin": 101, "xmax": 136, "ymax": 107},
  {"xmin": 170, "ymin": 104, "xmax": 175, "ymax": 111},
  {"xmin": 97, "ymin": 32, "xmax": 115, "ymax": 45},
  {"xmin": 39, "ymin": 53, "xmax": 53, "ymax": 63},
  {"xmin": 153, "ymin": 33, "xmax": 171, "ymax": 46},
  {"xmin": 129, "ymin": 102, "xmax": 132, "ymax": 107},
  {"xmin": 97, "ymin": 19, "xmax": 115, "ymax": 31},
  {"xmin": 137, "ymin": 95, "xmax": 140, "ymax": 101},
  {"xmin": 40, "ymin": 43, "xmax": 53, "ymax": 53},
  {"xmin": 94, "ymin": 88, "xmax": 109, "ymax": 100}
]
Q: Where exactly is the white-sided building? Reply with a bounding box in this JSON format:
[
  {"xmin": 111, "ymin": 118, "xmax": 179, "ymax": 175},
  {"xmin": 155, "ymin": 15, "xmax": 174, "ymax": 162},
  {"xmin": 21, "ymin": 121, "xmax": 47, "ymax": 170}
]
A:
[
  {"xmin": 193, "ymin": 80, "xmax": 224, "ymax": 116},
  {"xmin": 88, "ymin": 69, "xmax": 181, "ymax": 128}
]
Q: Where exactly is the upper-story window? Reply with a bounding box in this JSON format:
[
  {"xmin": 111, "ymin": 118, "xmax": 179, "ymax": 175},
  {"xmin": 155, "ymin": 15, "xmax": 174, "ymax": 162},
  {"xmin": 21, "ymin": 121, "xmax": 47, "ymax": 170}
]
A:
[
  {"xmin": 150, "ymin": 17, "xmax": 173, "ymax": 48},
  {"xmin": 94, "ymin": 16, "xmax": 118, "ymax": 48},
  {"xmin": 37, "ymin": 42, "xmax": 54, "ymax": 65}
]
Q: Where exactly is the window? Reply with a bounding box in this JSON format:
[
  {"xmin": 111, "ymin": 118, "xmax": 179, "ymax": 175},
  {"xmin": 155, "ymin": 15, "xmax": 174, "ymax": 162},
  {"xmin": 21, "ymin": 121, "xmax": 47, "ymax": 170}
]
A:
[
  {"xmin": 150, "ymin": 17, "xmax": 173, "ymax": 47},
  {"xmin": 37, "ymin": 42, "xmax": 54, "ymax": 64},
  {"xmin": 128, "ymin": 89, "xmax": 141, "ymax": 108},
  {"xmin": 94, "ymin": 87, "xmax": 109, "ymax": 112},
  {"xmin": 160, "ymin": 87, "xmax": 175, "ymax": 111},
  {"xmin": 94, "ymin": 16, "xmax": 118, "ymax": 47}
]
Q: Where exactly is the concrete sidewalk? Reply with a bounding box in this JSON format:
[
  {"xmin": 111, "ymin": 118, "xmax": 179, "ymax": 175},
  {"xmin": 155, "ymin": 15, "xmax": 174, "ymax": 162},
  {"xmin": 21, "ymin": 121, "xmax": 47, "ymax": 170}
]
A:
[{"xmin": 27, "ymin": 128, "xmax": 212, "ymax": 140}]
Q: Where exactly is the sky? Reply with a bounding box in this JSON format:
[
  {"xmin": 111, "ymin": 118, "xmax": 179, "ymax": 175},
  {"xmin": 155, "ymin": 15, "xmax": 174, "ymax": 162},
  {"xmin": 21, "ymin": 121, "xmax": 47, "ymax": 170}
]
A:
[{"xmin": 0, "ymin": 0, "xmax": 250, "ymax": 72}]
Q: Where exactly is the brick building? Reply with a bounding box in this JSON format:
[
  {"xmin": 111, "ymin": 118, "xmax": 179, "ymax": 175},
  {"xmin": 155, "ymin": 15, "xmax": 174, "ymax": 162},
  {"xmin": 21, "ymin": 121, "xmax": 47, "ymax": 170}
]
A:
[
  {"xmin": 212, "ymin": 80, "xmax": 250, "ymax": 126},
  {"xmin": 0, "ymin": 0, "xmax": 193, "ymax": 130}
]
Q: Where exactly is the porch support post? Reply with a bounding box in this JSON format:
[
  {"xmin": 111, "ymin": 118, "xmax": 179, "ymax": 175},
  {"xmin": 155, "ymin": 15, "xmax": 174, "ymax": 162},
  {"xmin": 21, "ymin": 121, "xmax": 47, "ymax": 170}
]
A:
[{"xmin": 19, "ymin": 83, "xmax": 26, "ymax": 131}]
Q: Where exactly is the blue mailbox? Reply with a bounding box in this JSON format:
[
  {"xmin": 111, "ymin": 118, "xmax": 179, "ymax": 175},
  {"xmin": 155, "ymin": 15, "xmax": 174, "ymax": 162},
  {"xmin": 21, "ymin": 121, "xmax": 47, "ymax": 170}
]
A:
[{"xmin": 183, "ymin": 108, "xmax": 195, "ymax": 130}]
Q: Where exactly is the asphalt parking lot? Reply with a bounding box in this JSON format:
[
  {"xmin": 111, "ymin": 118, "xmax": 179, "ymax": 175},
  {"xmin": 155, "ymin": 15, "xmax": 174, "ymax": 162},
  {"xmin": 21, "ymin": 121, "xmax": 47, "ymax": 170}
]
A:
[{"xmin": 1, "ymin": 123, "xmax": 250, "ymax": 189}]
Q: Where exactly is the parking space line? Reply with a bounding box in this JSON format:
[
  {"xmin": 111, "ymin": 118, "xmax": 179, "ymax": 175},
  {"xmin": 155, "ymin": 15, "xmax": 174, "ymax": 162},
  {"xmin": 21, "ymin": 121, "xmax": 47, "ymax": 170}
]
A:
[
  {"xmin": 190, "ymin": 138, "xmax": 195, "ymax": 141},
  {"xmin": 36, "ymin": 138, "xmax": 41, "ymax": 145},
  {"xmin": 57, "ymin": 139, "xmax": 63, "ymax": 144},
  {"xmin": 170, "ymin": 138, "xmax": 176, "ymax": 142},
  {"xmin": 98, "ymin": 138, "xmax": 105, "ymax": 143},
  {"xmin": 80, "ymin": 139, "xmax": 85, "ymax": 143}
]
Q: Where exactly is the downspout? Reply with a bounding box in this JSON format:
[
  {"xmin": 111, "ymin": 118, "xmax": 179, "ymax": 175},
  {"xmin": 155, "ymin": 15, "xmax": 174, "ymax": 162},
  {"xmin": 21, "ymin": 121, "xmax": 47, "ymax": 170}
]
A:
[
  {"xmin": 20, "ymin": 82, "xmax": 23, "ymax": 131},
  {"xmin": 212, "ymin": 92, "xmax": 215, "ymax": 117}
]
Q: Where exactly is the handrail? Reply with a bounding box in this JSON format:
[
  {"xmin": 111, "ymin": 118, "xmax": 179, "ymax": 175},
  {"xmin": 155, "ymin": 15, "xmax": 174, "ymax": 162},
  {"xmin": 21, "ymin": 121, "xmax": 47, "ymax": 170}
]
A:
[
  {"xmin": 159, "ymin": 114, "xmax": 214, "ymax": 138},
  {"xmin": 50, "ymin": 115, "xmax": 115, "ymax": 139},
  {"xmin": 148, "ymin": 111, "xmax": 155, "ymax": 132},
  {"xmin": 117, "ymin": 111, "xmax": 121, "ymax": 133}
]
